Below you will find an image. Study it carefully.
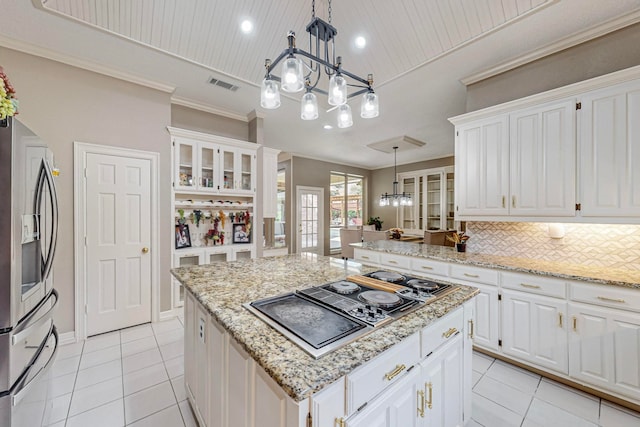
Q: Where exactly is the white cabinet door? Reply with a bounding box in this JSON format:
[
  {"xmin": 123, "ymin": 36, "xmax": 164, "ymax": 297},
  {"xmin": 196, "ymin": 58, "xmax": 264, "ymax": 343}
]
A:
[
  {"xmin": 421, "ymin": 336, "xmax": 464, "ymax": 427},
  {"xmin": 220, "ymin": 146, "xmax": 256, "ymax": 194},
  {"xmin": 455, "ymin": 115, "xmax": 509, "ymax": 217},
  {"xmin": 312, "ymin": 378, "xmax": 346, "ymax": 427},
  {"xmin": 174, "ymin": 138, "xmax": 198, "ymax": 191},
  {"xmin": 184, "ymin": 293, "xmax": 196, "ymax": 402},
  {"xmin": 509, "ymin": 100, "xmax": 576, "ymax": 216},
  {"xmin": 502, "ymin": 291, "xmax": 568, "ymax": 374},
  {"xmin": 569, "ymin": 303, "xmax": 640, "ymax": 400},
  {"xmin": 208, "ymin": 317, "xmax": 225, "ymax": 427},
  {"xmin": 580, "ymin": 79, "xmax": 640, "ymax": 217},
  {"xmin": 346, "ymin": 368, "xmax": 421, "ymax": 427},
  {"xmin": 472, "ymin": 284, "xmax": 500, "ymax": 351},
  {"xmin": 194, "ymin": 302, "xmax": 209, "ymax": 426},
  {"xmin": 198, "ymin": 142, "xmax": 219, "ymax": 191}
]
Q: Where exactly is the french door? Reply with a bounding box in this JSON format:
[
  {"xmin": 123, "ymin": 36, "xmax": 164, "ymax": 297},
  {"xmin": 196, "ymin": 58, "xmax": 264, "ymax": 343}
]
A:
[{"xmin": 296, "ymin": 186, "xmax": 324, "ymax": 255}]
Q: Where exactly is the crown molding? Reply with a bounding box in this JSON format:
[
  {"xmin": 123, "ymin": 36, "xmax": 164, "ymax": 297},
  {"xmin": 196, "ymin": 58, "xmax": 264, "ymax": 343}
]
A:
[
  {"xmin": 247, "ymin": 109, "xmax": 266, "ymax": 121},
  {"xmin": 0, "ymin": 35, "xmax": 176, "ymax": 93},
  {"xmin": 461, "ymin": 10, "xmax": 640, "ymax": 86},
  {"xmin": 170, "ymin": 96, "xmax": 249, "ymax": 123},
  {"xmin": 166, "ymin": 126, "xmax": 259, "ymax": 149}
]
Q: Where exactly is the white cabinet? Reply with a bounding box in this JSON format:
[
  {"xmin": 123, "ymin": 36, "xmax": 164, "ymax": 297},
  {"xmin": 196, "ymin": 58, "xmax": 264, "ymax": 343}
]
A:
[
  {"xmin": 173, "ymin": 138, "xmax": 219, "ymax": 192},
  {"xmin": 501, "ymin": 290, "xmax": 568, "ymax": 374},
  {"xmin": 220, "ymin": 146, "xmax": 256, "ymax": 194},
  {"xmin": 184, "ymin": 292, "xmax": 209, "ymax": 426},
  {"xmin": 454, "ymin": 115, "xmax": 509, "ymax": 217},
  {"xmin": 261, "ymin": 147, "xmax": 280, "ymax": 218},
  {"xmin": 509, "ymin": 100, "xmax": 576, "ymax": 216},
  {"xmin": 471, "ymin": 284, "xmax": 500, "ymax": 351},
  {"xmin": 580, "ymin": 79, "xmax": 640, "ymax": 218}
]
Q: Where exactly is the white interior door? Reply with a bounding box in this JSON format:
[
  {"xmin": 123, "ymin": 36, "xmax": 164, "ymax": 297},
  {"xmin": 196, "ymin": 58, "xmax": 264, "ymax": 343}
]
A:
[
  {"xmin": 85, "ymin": 152, "xmax": 152, "ymax": 335},
  {"xmin": 296, "ymin": 186, "xmax": 324, "ymax": 255}
]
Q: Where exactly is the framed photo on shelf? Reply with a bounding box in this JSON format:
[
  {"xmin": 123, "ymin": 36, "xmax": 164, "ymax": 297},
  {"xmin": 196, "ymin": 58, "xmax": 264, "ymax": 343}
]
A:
[
  {"xmin": 175, "ymin": 224, "xmax": 192, "ymax": 249},
  {"xmin": 232, "ymin": 223, "xmax": 251, "ymax": 244}
]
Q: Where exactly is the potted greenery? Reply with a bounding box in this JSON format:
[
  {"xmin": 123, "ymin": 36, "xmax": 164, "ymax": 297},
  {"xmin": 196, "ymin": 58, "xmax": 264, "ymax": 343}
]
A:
[
  {"xmin": 447, "ymin": 231, "xmax": 470, "ymax": 252},
  {"xmin": 367, "ymin": 216, "xmax": 383, "ymax": 231}
]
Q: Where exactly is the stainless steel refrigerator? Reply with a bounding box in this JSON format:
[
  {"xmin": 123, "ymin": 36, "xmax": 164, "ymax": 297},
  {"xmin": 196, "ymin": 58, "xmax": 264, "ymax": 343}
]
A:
[{"xmin": 0, "ymin": 117, "xmax": 60, "ymax": 427}]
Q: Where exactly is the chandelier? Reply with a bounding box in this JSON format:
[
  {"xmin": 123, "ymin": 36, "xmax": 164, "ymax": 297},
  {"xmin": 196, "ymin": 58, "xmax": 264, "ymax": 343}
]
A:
[
  {"xmin": 260, "ymin": 0, "xmax": 379, "ymax": 128},
  {"xmin": 379, "ymin": 147, "xmax": 412, "ymax": 207}
]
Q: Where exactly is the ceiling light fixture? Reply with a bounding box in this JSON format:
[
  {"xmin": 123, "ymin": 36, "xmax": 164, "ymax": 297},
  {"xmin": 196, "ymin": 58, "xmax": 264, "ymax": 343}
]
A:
[
  {"xmin": 241, "ymin": 19, "xmax": 253, "ymax": 34},
  {"xmin": 355, "ymin": 36, "xmax": 366, "ymax": 49},
  {"xmin": 260, "ymin": 0, "xmax": 379, "ymax": 127},
  {"xmin": 379, "ymin": 147, "xmax": 412, "ymax": 207}
]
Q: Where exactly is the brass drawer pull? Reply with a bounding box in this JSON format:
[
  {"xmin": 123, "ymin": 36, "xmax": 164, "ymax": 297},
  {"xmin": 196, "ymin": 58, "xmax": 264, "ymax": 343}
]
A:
[
  {"xmin": 463, "ymin": 273, "xmax": 479, "ymax": 278},
  {"xmin": 417, "ymin": 390, "xmax": 425, "ymax": 418},
  {"xmin": 502, "ymin": 196, "xmax": 506, "ymax": 208},
  {"xmin": 426, "ymin": 382, "xmax": 433, "ymax": 410},
  {"xmin": 384, "ymin": 364, "xmax": 406, "ymax": 381},
  {"xmin": 512, "ymin": 195, "xmax": 516, "ymax": 208},
  {"xmin": 335, "ymin": 418, "xmax": 345, "ymax": 427},
  {"xmin": 597, "ymin": 296, "xmax": 625, "ymax": 303},
  {"xmin": 421, "ymin": 266, "xmax": 434, "ymax": 270},
  {"xmin": 520, "ymin": 283, "xmax": 541, "ymax": 289},
  {"xmin": 558, "ymin": 313, "xmax": 563, "ymax": 328},
  {"xmin": 361, "ymin": 256, "xmax": 370, "ymax": 260},
  {"xmin": 573, "ymin": 316, "xmax": 577, "ymax": 332},
  {"xmin": 468, "ymin": 319, "xmax": 474, "ymax": 339},
  {"xmin": 442, "ymin": 327, "xmax": 458, "ymax": 338},
  {"xmin": 388, "ymin": 260, "xmax": 398, "ymax": 264}
]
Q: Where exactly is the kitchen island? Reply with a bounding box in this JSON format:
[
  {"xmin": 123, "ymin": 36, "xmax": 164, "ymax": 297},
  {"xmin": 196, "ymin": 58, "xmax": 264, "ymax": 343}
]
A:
[
  {"xmin": 171, "ymin": 254, "xmax": 479, "ymax": 427},
  {"xmin": 352, "ymin": 240, "xmax": 640, "ymax": 411}
]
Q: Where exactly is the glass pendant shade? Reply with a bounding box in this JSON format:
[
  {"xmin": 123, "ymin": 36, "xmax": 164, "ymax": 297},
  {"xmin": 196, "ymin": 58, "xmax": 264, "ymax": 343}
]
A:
[
  {"xmin": 281, "ymin": 57, "xmax": 304, "ymax": 93},
  {"xmin": 379, "ymin": 195, "xmax": 389, "ymax": 207},
  {"xmin": 360, "ymin": 91, "xmax": 379, "ymax": 118},
  {"xmin": 337, "ymin": 104, "xmax": 353, "ymax": 128},
  {"xmin": 392, "ymin": 198, "xmax": 400, "ymax": 207},
  {"xmin": 260, "ymin": 78, "xmax": 281, "ymax": 109},
  {"xmin": 300, "ymin": 92, "xmax": 318, "ymax": 120},
  {"xmin": 328, "ymin": 74, "xmax": 347, "ymax": 105}
]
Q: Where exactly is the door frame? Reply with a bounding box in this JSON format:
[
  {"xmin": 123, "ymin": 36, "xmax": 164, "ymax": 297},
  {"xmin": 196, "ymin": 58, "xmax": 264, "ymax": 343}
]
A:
[
  {"xmin": 73, "ymin": 142, "xmax": 160, "ymax": 340},
  {"xmin": 295, "ymin": 185, "xmax": 324, "ymax": 255}
]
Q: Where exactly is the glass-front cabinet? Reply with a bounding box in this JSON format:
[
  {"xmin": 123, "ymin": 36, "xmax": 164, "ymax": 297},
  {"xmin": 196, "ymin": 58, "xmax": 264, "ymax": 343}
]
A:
[
  {"xmin": 398, "ymin": 166, "xmax": 455, "ymax": 234},
  {"xmin": 220, "ymin": 147, "xmax": 255, "ymax": 194},
  {"xmin": 174, "ymin": 139, "xmax": 219, "ymax": 192}
]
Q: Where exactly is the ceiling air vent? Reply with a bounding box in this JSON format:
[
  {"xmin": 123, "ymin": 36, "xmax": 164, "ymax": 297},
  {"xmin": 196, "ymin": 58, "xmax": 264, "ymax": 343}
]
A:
[{"xmin": 208, "ymin": 77, "xmax": 239, "ymax": 92}]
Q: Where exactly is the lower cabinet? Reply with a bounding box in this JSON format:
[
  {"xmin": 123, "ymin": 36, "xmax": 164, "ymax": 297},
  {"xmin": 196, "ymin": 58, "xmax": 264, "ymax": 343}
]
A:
[
  {"xmin": 472, "ymin": 283, "xmax": 500, "ymax": 351},
  {"xmin": 501, "ymin": 290, "xmax": 568, "ymax": 374},
  {"xmin": 569, "ymin": 302, "xmax": 640, "ymax": 401}
]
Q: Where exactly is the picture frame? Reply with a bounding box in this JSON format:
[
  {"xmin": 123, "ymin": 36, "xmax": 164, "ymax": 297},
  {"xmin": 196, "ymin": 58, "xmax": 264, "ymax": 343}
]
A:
[
  {"xmin": 175, "ymin": 224, "xmax": 192, "ymax": 249},
  {"xmin": 232, "ymin": 223, "xmax": 251, "ymax": 244}
]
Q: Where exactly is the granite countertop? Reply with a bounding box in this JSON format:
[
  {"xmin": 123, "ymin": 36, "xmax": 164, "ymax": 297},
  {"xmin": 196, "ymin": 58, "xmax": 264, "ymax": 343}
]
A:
[
  {"xmin": 353, "ymin": 240, "xmax": 640, "ymax": 289},
  {"xmin": 171, "ymin": 254, "xmax": 478, "ymax": 402}
]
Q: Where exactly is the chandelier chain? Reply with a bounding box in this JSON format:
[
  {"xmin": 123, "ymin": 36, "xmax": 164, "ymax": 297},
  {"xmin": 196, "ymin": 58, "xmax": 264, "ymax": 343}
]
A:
[
  {"xmin": 312, "ymin": 0, "xmax": 315, "ymax": 20},
  {"xmin": 328, "ymin": 0, "xmax": 332, "ymax": 23}
]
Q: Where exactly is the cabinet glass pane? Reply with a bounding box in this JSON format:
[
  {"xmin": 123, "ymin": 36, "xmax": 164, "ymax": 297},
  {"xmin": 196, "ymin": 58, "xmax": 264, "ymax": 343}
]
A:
[
  {"xmin": 241, "ymin": 153, "xmax": 252, "ymax": 190},
  {"xmin": 401, "ymin": 177, "xmax": 416, "ymax": 229},
  {"xmin": 200, "ymin": 146, "xmax": 215, "ymax": 188},
  {"xmin": 223, "ymin": 151, "xmax": 234, "ymax": 189},
  {"xmin": 446, "ymin": 172, "xmax": 455, "ymax": 230},
  {"xmin": 179, "ymin": 144, "xmax": 194, "ymax": 187},
  {"xmin": 178, "ymin": 255, "xmax": 200, "ymax": 266},
  {"xmin": 427, "ymin": 174, "xmax": 441, "ymax": 230}
]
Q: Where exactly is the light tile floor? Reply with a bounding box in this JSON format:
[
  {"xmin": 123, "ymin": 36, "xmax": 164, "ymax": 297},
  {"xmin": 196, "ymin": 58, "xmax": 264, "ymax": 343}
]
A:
[
  {"xmin": 48, "ymin": 317, "xmax": 194, "ymax": 427},
  {"xmin": 51, "ymin": 319, "xmax": 640, "ymax": 427},
  {"xmin": 470, "ymin": 351, "xmax": 640, "ymax": 427}
]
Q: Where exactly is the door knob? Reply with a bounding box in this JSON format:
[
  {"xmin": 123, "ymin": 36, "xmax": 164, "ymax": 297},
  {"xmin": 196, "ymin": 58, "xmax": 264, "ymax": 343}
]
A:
[{"xmin": 142, "ymin": 247, "xmax": 149, "ymax": 254}]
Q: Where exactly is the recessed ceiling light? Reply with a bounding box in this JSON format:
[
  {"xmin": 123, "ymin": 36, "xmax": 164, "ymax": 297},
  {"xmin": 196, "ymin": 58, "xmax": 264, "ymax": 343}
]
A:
[
  {"xmin": 240, "ymin": 20, "xmax": 253, "ymax": 34},
  {"xmin": 323, "ymin": 124, "xmax": 333, "ymax": 130},
  {"xmin": 355, "ymin": 36, "xmax": 366, "ymax": 49}
]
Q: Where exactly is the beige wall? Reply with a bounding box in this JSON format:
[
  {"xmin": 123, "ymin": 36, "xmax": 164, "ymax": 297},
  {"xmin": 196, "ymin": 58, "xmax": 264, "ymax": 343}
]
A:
[
  {"xmin": 1, "ymin": 47, "xmax": 173, "ymax": 335},
  {"xmin": 289, "ymin": 156, "xmax": 371, "ymax": 255},
  {"xmin": 171, "ymin": 104, "xmax": 248, "ymax": 140},
  {"xmin": 466, "ymin": 23, "xmax": 640, "ymax": 111},
  {"xmin": 369, "ymin": 156, "xmax": 454, "ymax": 231}
]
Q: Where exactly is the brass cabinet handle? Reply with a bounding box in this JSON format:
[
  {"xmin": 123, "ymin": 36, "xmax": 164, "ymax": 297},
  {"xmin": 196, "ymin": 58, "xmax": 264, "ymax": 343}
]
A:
[
  {"xmin": 142, "ymin": 247, "xmax": 149, "ymax": 254},
  {"xmin": 442, "ymin": 327, "xmax": 458, "ymax": 338},
  {"xmin": 417, "ymin": 390, "xmax": 425, "ymax": 418},
  {"xmin": 425, "ymin": 382, "xmax": 433, "ymax": 410},
  {"xmin": 384, "ymin": 364, "xmax": 406, "ymax": 381},
  {"xmin": 512, "ymin": 195, "xmax": 516, "ymax": 208},
  {"xmin": 388, "ymin": 260, "xmax": 398, "ymax": 264},
  {"xmin": 421, "ymin": 266, "xmax": 434, "ymax": 270},
  {"xmin": 573, "ymin": 316, "xmax": 577, "ymax": 332},
  {"xmin": 558, "ymin": 313, "xmax": 563, "ymax": 328},
  {"xmin": 361, "ymin": 255, "xmax": 370, "ymax": 259},
  {"xmin": 597, "ymin": 296, "xmax": 625, "ymax": 303},
  {"xmin": 468, "ymin": 319, "xmax": 474, "ymax": 339},
  {"xmin": 502, "ymin": 196, "xmax": 506, "ymax": 208},
  {"xmin": 463, "ymin": 273, "xmax": 479, "ymax": 278},
  {"xmin": 335, "ymin": 418, "xmax": 345, "ymax": 427},
  {"xmin": 520, "ymin": 283, "xmax": 541, "ymax": 289}
]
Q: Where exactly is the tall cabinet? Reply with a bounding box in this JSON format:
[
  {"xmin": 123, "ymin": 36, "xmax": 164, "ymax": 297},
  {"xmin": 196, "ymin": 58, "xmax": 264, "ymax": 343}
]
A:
[{"xmin": 169, "ymin": 127, "xmax": 259, "ymax": 309}]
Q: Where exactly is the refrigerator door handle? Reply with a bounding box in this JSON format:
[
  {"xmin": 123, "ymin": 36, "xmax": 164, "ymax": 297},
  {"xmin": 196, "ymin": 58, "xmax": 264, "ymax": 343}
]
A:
[
  {"xmin": 11, "ymin": 325, "xmax": 58, "ymax": 407},
  {"xmin": 11, "ymin": 289, "xmax": 58, "ymax": 345},
  {"xmin": 35, "ymin": 159, "xmax": 59, "ymax": 282}
]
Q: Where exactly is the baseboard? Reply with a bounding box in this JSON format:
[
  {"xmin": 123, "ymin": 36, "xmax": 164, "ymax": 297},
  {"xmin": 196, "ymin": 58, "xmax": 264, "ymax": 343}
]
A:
[
  {"xmin": 57, "ymin": 331, "xmax": 77, "ymax": 346},
  {"xmin": 159, "ymin": 307, "xmax": 184, "ymax": 321}
]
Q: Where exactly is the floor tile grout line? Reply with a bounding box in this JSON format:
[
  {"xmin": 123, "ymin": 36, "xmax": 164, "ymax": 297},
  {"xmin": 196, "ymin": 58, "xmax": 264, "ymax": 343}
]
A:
[
  {"xmin": 151, "ymin": 323, "xmax": 187, "ymax": 426},
  {"xmin": 123, "ymin": 401, "xmax": 183, "ymax": 427},
  {"xmin": 61, "ymin": 340, "xmax": 84, "ymax": 427},
  {"xmin": 64, "ymin": 395, "xmax": 124, "ymax": 425}
]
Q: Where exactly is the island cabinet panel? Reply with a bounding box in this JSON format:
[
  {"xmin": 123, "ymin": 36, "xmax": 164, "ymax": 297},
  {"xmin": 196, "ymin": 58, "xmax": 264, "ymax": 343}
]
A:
[
  {"xmin": 312, "ymin": 377, "xmax": 346, "ymax": 427},
  {"xmin": 208, "ymin": 316, "xmax": 225, "ymax": 427},
  {"xmin": 501, "ymin": 290, "xmax": 568, "ymax": 374},
  {"xmin": 346, "ymin": 333, "xmax": 421, "ymax": 414},
  {"xmin": 184, "ymin": 292, "xmax": 196, "ymax": 405},
  {"xmin": 227, "ymin": 339, "xmax": 253, "ymax": 427}
]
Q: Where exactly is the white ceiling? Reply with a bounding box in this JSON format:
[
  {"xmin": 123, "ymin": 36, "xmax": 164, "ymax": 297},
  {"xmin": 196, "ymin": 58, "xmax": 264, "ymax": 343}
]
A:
[{"xmin": 2, "ymin": 0, "xmax": 640, "ymax": 168}]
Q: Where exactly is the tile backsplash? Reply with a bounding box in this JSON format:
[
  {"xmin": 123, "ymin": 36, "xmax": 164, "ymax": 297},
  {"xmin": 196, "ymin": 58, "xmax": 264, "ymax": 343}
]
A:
[{"xmin": 466, "ymin": 222, "xmax": 640, "ymax": 271}]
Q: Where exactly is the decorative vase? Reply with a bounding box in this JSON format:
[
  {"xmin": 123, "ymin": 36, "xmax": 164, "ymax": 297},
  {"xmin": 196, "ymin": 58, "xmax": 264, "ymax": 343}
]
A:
[
  {"xmin": 391, "ymin": 232, "xmax": 401, "ymax": 240},
  {"xmin": 0, "ymin": 118, "xmax": 8, "ymax": 128},
  {"xmin": 456, "ymin": 243, "xmax": 466, "ymax": 253}
]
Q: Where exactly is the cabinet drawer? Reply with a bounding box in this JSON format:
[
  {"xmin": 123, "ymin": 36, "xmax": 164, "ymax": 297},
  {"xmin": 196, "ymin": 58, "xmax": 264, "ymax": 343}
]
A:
[
  {"xmin": 346, "ymin": 333, "xmax": 420, "ymax": 414},
  {"xmin": 379, "ymin": 253, "xmax": 411, "ymax": 271},
  {"xmin": 420, "ymin": 307, "xmax": 464, "ymax": 358},
  {"xmin": 449, "ymin": 265, "xmax": 498, "ymax": 286},
  {"xmin": 353, "ymin": 249, "xmax": 380, "ymax": 266},
  {"xmin": 410, "ymin": 258, "xmax": 449, "ymax": 278},
  {"xmin": 502, "ymin": 272, "xmax": 567, "ymax": 299},
  {"xmin": 570, "ymin": 282, "xmax": 640, "ymax": 313}
]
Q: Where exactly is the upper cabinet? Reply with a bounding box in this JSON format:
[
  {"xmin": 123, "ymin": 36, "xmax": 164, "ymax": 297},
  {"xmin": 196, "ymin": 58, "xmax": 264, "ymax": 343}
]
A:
[
  {"xmin": 580, "ymin": 79, "xmax": 640, "ymax": 218},
  {"xmin": 450, "ymin": 67, "xmax": 640, "ymax": 223},
  {"xmin": 169, "ymin": 127, "xmax": 258, "ymax": 195},
  {"xmin": 399, "ymin": 167, "xmax": 455, "ymax": 234}
]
